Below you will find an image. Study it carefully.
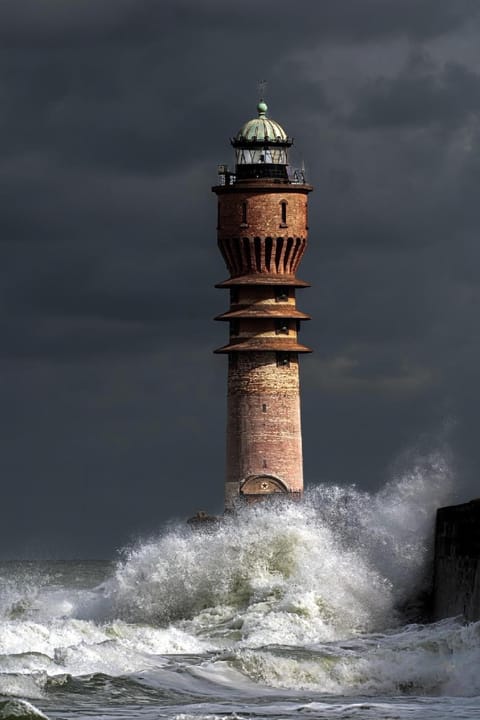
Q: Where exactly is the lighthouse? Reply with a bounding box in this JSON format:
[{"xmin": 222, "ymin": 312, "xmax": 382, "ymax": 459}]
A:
[{"xmin": 213, "ymin": 101, "xmax": 313, "ymax": 510}]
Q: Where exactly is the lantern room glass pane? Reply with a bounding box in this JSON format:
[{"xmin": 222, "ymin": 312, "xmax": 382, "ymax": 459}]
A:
[{"xmin": 235, "ymin": 147, "xmax": 288, "ymax": 165}]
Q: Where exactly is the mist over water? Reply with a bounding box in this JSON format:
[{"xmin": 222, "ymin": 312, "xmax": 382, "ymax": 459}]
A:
[{"xmin": 1, "ymin": 450, "xmax": 480, "ymax": 719}]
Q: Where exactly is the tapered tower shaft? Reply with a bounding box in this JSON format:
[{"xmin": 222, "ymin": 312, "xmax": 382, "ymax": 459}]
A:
[{"xmin": 213, "ymin": 101, "xmax": 313, "ymax": 510}]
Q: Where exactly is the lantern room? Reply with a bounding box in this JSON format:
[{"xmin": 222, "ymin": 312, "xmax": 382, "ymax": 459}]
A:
[{"xmin": 231, "ymin": 101, "xmax": 292, "ymax": 181}]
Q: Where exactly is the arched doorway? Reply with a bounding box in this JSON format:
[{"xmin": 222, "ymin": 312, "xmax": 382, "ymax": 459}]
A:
[{"xmin": 239, "ymin": 474, "xmax": 289, "ymax": 504}]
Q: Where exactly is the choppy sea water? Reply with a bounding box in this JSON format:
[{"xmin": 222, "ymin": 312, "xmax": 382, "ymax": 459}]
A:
[{"xmin": 1, "ymin": 454, "xmax": 479, "ymax": 720}]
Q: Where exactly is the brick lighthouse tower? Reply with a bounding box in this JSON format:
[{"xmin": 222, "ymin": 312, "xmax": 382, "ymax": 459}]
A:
[{"xmin": 213, "ymin": 100, "xmax": 313, "ymax": 510}]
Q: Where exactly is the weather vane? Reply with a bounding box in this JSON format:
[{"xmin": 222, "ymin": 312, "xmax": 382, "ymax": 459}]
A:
[{"xmin": 257, "ymin": 79, "xmax": 267, "ymax": 101}]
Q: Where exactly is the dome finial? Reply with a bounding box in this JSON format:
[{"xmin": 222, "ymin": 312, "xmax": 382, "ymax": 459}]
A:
[{"xmin": 257, "ymin": 100, "xmax": 268, "ymax": 117}]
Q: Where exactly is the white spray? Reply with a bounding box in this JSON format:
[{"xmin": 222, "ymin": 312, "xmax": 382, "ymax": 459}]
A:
[{"xmin": 108, "ymin": 450, "xmax": 453, "ymax": 646}]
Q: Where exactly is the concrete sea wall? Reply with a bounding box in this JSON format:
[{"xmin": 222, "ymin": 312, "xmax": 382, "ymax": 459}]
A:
[{"xmin": 432, "ymin": 499, "xmax": 480, "ymax": 622}]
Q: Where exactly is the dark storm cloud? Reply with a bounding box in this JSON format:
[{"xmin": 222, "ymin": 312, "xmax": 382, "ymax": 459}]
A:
[
  {"xmin": 1, "ymin": 0, "xmax": 480, "ymax": 557},
  {"xmin": 0, "ymin": 0, "xmax": 476, "ymax": 45},
  {"xmin": 0, "ymin": 0, "xmax": 138, "ymax": 46},
  {"xmin": 349, "ymin": 54, "xmax": 480, "ymax": 130}
]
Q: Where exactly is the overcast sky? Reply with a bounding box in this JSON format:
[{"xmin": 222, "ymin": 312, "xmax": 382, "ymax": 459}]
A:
[{"xmin": 1, "ymin": 0, "xmax": 480, "ymax": 558}]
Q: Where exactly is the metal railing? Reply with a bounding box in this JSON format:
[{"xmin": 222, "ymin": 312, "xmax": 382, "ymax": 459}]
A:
[{"xmin": 217, "ymin": 165, "xmax": 306, "ymax": 186}]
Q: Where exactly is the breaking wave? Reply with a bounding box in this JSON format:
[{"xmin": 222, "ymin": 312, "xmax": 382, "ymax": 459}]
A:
[
  {"xmin": 107, "ymin": 451, "xmax": 453, "ymax": 645},
  {"xmin": 3, "ymin": 450, "xmax": 480, "ymax": 707}
]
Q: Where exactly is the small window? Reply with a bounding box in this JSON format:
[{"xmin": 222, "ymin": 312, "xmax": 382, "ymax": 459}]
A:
[
  {"xmin": 275, "ymin": 320, "xmax": 289, "ymax": 335},
  {"xmin": 276, "ymin": 352, "xmax": 290, "ymax": 367},
  {"xmin": 241, "ymin": 201, "xmax": 248, "ymax": 225},
  {"xmin": 262, "ymin": 403, "xmax": 267, "ymax": 413},
  {"xmin": 275, "ymin": 287, "xmax": 289, "ymax": 302},
  {"xmin": 280, "ymin": 200, "xmax": 287, "ymax": 226}
]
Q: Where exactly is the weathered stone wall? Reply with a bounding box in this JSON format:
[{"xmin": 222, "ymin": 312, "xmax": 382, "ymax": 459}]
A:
[
  {"xmin": 218, "ymin": 186, "xmax": 309, "ymax": 238},
  {"xmin": 432, "ymin": 500, "xmax": 480, "ymax": 621},
  {"xmin": 216, "ymin": 184, "xmax": 309, "ymax": 278},
  {"xmin": 225, "ymin": 351, "xmax": 303, "ymax": 509}
]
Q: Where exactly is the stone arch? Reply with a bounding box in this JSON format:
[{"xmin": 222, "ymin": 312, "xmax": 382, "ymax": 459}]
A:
[{"xmin": 240, "ymin": 474, "xmax": 289, "ymax": 496}]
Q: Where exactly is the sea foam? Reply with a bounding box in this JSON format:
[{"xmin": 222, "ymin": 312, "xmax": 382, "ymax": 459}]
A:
[
  {"xmin": 108, "ymin": 451, "xmax": 453, "ymax": 645},
  {"xmin": 1, "ymin": 450, "xmax": 469, "ymax": 700}
]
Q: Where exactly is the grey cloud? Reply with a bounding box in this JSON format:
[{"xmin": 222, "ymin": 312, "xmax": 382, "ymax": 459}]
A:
[
  {"xmin": 1, "ymin": 0, "xmax": 475, "ymax": 46},
  {"xmin": 1, "ymin": 0, "xmax": 480, "ymax": 557},
  {"xmin": 349, "ymin": 54, "xmax": 480, "ymax": 129}
]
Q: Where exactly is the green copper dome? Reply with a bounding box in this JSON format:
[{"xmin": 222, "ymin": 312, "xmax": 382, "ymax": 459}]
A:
[{"xmin": 235, "ymin": 101, "xmax": 288, "ymax": 143}]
